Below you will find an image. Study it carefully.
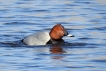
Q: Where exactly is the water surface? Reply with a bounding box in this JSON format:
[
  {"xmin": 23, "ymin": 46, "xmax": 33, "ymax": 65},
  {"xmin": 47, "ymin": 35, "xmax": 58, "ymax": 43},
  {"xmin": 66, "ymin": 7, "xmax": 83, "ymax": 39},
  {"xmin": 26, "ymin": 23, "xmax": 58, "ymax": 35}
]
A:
[{"xmin": 0, "ymin": 0, "xmax": 106, "ymax": 71}]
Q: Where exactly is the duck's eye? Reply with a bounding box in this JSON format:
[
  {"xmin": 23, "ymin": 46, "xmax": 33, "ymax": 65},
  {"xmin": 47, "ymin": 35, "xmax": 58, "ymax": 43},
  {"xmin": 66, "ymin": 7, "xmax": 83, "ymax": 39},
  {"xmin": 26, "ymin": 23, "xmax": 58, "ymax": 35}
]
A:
[{"xmin": 61, "ymin": 27, "xmax": 64, "ymax": 31}]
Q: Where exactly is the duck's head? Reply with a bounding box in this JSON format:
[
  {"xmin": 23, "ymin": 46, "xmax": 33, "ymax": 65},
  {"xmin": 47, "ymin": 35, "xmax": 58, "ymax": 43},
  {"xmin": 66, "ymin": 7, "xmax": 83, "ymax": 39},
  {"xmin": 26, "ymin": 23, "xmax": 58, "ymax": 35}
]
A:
[{"xmin": 49, "ymin": 24, "xmax": 74, "ymax": 40}]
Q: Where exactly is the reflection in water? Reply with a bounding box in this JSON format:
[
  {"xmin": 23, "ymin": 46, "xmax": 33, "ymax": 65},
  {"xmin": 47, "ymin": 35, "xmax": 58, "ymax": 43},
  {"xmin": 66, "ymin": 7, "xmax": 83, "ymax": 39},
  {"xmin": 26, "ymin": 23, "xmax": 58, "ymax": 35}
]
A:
[
  {"xmin": 50, "ymin": 46, "xmax": 66, "ymax": 54},
  {"xmin": 50, "ymin": 46, "xmax": 66, "ymax": 59}
]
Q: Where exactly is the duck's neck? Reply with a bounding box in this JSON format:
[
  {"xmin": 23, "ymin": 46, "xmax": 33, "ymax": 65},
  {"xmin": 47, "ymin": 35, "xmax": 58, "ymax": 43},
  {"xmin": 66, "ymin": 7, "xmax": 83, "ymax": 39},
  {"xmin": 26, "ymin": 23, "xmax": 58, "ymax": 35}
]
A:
[{"xmin": 47, "ymin": 39, "xmax": 65, "ymax": 44}]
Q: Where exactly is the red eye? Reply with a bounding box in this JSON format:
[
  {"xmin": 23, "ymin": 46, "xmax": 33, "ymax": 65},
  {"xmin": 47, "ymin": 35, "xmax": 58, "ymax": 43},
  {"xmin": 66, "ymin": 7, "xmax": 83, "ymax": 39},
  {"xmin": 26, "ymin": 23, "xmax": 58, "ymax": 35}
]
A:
[{"xmin": 61, "ymin": 27, "xmax": 64, "ymax": 31}]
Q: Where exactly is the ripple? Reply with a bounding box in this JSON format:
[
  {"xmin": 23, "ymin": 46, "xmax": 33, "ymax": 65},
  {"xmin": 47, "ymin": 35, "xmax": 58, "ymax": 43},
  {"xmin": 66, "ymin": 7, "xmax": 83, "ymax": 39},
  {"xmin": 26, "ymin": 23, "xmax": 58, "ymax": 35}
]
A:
[
  {"xmin": 88, "ymin": 26, "xmax": 106, "ymax": 30},
  {"xmin": 4, "ymin": 22, "xmax": 35, "ymax": 25},
  {"xmin": 0, "ymin": 0, "xmax": 106, "ymax": 71},
  {"xmin": 91, "ymin": 60, "xmax": 106, "ymax": 63},
  {"xmin": 78, "ymin": 37, "xmax": 93, "ymax": 40}
]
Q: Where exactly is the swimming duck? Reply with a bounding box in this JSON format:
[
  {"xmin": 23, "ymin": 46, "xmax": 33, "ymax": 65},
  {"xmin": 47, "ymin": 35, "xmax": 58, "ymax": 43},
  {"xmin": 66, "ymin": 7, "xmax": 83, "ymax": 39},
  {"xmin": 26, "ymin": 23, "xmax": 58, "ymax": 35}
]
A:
[{"xmin": 22, "ymin": 24, "xmax": 74, "ymax": 46}]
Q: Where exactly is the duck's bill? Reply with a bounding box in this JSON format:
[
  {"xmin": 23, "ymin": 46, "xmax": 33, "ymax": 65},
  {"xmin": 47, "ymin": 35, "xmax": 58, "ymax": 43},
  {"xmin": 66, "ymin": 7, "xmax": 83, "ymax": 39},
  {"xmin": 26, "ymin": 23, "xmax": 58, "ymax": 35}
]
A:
[{"xmin": 67, "ymin": 34, "xmax": 74, "ymax": 37}]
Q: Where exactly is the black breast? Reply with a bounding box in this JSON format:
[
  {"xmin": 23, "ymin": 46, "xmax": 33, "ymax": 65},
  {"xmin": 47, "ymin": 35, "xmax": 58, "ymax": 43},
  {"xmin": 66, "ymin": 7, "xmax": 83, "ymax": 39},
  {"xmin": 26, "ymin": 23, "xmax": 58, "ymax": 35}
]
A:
[{"xmin": 46, "ymin": 39, "xmax": 65, "ymax": 45}]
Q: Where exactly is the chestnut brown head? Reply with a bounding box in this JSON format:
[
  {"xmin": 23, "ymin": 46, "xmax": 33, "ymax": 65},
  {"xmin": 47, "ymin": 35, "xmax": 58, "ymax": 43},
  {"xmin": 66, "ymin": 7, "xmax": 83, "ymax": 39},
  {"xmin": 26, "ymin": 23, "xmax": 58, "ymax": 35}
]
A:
[{"xmin": 49, "ymin": 24, "xmax": 68, "ymax": 40}]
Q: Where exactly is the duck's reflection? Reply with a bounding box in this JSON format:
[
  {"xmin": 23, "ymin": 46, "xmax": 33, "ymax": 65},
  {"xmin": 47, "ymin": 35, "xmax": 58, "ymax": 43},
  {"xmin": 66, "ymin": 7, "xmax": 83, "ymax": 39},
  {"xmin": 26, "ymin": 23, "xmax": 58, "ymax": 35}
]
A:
[
  {"xmin": 50, "ymin": 46, "xmax": 66, "ymax": 59},
  {"xmin": 50, "ymin": 46, "xmax": 65, "ymax": 54}
]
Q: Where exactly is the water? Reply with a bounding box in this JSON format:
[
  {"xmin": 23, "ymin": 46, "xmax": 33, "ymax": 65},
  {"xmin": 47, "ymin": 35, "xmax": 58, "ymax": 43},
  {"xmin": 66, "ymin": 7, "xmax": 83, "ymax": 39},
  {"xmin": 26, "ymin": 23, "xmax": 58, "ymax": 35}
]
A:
[{"xmin": 0, "ymin": 0, "xmax": 106, "ymax": 71}]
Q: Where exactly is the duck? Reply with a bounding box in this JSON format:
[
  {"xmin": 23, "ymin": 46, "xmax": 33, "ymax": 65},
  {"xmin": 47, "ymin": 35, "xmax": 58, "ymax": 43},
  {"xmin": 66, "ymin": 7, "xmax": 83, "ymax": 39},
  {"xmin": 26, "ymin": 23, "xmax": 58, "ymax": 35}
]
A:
[{"xmin": 22, "ymin": 24, "xmax": 74, "ymax": 46}]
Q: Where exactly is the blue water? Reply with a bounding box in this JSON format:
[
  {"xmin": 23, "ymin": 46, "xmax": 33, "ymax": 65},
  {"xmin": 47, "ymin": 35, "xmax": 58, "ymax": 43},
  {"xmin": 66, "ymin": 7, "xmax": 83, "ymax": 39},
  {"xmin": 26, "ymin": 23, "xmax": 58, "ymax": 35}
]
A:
[{"xmin": 0, "ymin": 0, "xmax": 106, "ymax": 71}]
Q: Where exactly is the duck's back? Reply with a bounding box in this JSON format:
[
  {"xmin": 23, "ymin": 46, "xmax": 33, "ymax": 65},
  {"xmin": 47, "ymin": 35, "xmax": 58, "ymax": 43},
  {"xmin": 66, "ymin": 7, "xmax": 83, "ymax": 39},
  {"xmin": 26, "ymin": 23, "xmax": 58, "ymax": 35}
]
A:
[{"xmin": 23, "ymin": 32, "xmax": 50, "ymax": 46}]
